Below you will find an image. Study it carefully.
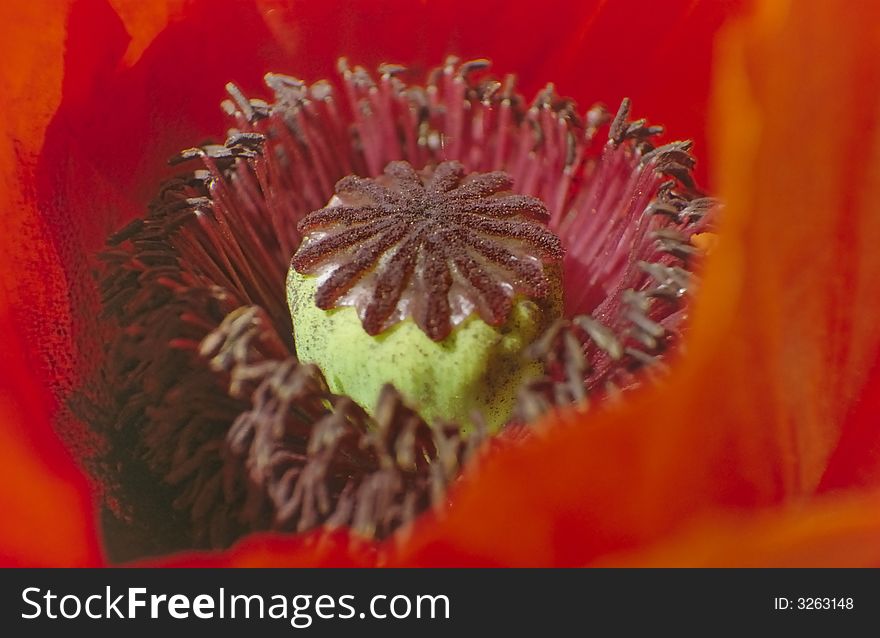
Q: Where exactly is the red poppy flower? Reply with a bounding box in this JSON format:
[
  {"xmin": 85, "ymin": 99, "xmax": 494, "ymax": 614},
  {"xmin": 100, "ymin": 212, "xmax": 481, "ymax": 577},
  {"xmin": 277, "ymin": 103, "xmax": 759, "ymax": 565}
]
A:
[{"xmin": 2, "ymin": 0, "xmax": 879, "ymax": 568}]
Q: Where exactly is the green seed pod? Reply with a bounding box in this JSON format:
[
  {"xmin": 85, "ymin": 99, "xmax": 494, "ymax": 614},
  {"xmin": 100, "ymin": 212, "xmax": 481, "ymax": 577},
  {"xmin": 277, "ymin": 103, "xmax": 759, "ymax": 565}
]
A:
[
  {"xmin": 288, "ymin": 268, "xmax": 561, "ymax": 430},
  {"xmin": 287, "ymin": 160, "xmax": 565, "ymax": 430}
]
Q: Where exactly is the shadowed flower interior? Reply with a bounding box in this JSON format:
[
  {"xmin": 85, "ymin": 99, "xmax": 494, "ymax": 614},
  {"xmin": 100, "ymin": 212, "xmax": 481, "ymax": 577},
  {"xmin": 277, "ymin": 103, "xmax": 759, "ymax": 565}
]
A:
[{"xmin": 78, "ymin": 56, "xmax": 715, "ymax": 560}]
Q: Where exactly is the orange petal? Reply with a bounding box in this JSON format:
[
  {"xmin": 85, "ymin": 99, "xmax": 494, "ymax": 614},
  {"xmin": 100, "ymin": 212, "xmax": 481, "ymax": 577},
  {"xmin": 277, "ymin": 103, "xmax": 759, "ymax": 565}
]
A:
[
  {"xmin": 0, "ymin": 0, "xmax": 100, "ymax": 566},
  {"xmin": 387, "ymin": 0, "xmax": 880, "ymax": 566},
  {"xmin": 591, "ymin": 488, "xmax": 880, "ymax": 567},
  {"xmin": 704, "ymin": 0, "xmax": 880, "ymax": 492},
  {"xmin": 109, "ymin": 0, "xmax": 187, "ymax": 66},
  {"xmin": 0, "ymin": 309, "xmax": 100, "ymax": 566}
]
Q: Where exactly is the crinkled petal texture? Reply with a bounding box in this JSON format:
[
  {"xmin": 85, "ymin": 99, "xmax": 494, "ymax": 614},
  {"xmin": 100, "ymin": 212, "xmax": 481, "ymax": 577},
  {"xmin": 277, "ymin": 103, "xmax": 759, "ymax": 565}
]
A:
[
  {"xmin": 0, "ymin": 1, "xmax": 101, "ymax": 567},
  {"xmin": 1, "ymin": 0, "xmax": 879, "ymax": 567}
]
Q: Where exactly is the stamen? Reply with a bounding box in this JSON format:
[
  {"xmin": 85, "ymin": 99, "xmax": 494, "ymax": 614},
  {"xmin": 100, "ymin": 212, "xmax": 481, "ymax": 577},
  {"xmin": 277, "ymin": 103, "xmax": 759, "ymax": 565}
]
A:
[{"xmin": 203, "ymin": 312, "xmax": 485, "ymax": 537}]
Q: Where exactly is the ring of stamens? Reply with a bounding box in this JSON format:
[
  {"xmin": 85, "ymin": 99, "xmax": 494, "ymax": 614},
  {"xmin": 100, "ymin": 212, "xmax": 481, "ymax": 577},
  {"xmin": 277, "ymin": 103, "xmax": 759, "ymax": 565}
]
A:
[{"xmin": 81, "ymin": 57, "xmax": 716, "ymax": 560}]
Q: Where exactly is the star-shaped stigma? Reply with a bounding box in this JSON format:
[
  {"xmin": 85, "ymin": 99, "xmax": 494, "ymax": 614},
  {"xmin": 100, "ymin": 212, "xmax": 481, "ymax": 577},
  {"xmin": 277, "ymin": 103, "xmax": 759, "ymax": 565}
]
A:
[{"xmin": 291, "ymin": 160, "xmax": 564, "ymax": 340}]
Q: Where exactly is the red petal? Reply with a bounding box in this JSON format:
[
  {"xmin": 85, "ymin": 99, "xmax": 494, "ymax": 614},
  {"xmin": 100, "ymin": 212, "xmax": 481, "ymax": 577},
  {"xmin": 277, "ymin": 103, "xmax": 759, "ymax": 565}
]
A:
[{"xmin": 140, "ymin": 530, "xmax": 374, "ymax": 567}]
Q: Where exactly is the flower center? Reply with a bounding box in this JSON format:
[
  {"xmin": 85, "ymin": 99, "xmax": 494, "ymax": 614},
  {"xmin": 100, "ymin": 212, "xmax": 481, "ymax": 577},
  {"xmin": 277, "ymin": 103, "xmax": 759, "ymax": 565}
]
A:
[{"xmin": 81, "ymin": 56, "xmax": 716, "ymax": 560}]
